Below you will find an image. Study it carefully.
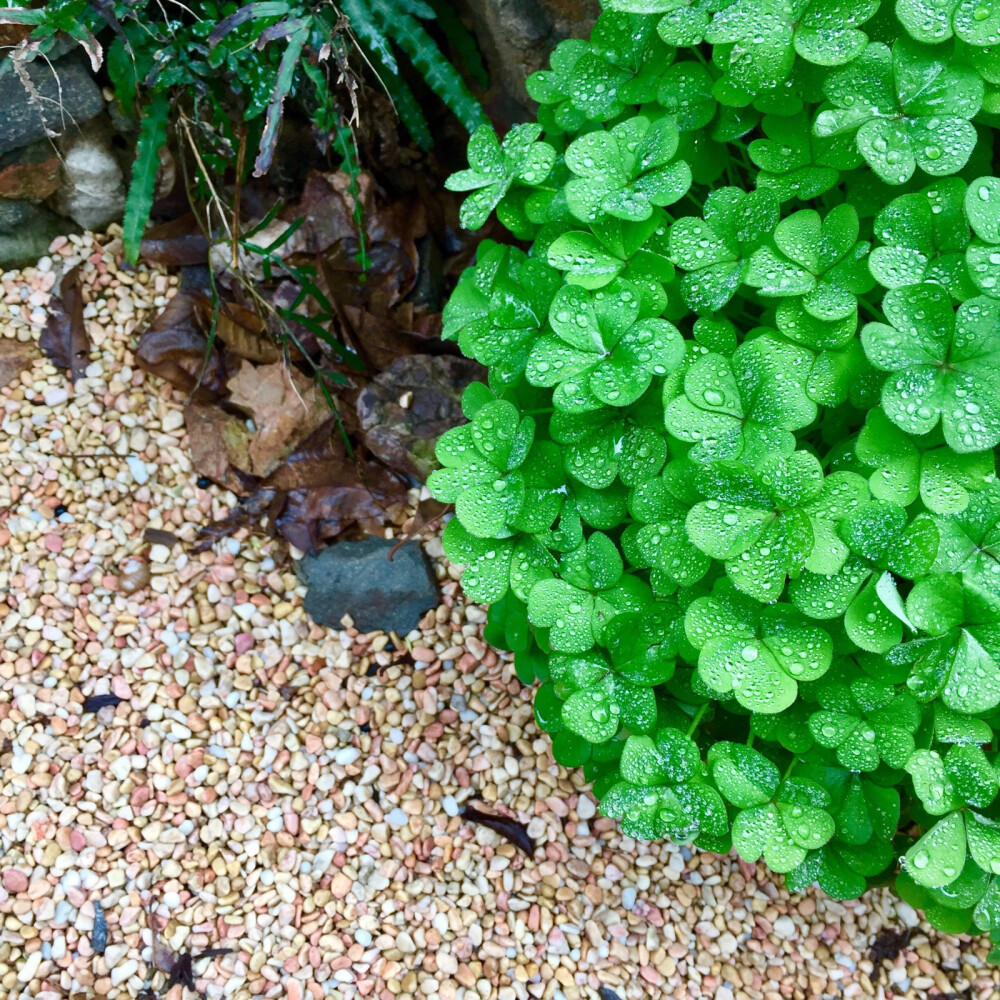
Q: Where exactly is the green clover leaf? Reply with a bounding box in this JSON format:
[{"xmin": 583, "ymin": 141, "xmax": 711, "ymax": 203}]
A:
[
  {"xmin": 814, "ymin": 40, "xmax": 984, "ymax": 184},
  {"xmin": 750, "ymin": 111, "xmax": 858, "ymax": 203},
  {"xmin": 892, "ymin": 576, "xmax": 1000, "ymax": 714},
  {"xmin": 862, "ymin": 284, "xmax": 1000, "ymax": 452},
  {"xmin": 668, "ymin": 186, "xmax": 780, "ymax": 312},
  {"xmin": 446, "ymin": 124, "xmax": 557, "ymax": 230},
  {"xmin": 809, "ymin": 676, "xmax": 921, "ymax": 770},
  {"xmin": 869, "ymin": 177, "xmax": 974, "ymax": 296},
  {"xmin": 705, "ymin": 0, "xmax": 878, "ymax": 100},
  {"xmin": 428, "ymin": 399, "xmax": 538, "ymax": 537},
  {"xmin": 897, "ymin": 0, "xmax": 1000, "ymax": 47},
  {"xmin": 527, "ymin": 280, "xmax": 685, "ymax": 410},
  {"xmin": 622, "ymin": 473, "xmax": 713, "ymax": 590},
  {"xmin": 656, "ymin": 60, "xmax": 717, "ymax": 131},
  {"xmin": 686, "ymin": 580, "xmax": 833, "ymax": 713},
  {"xmin": 964, "ymin": 177, "xmax": 1000, "ymax": 299},
  {"xmin": 441, "ymin": 519, "xmax": 515, "ymax": 604},
  {"xmin": 746, "ymin": 204, "xmax": 875, "ymax": 326},
  {"xmin": 933, "ymin": 481, "xmax": 1000, "ymax": 599},
  {"xmin": 664, "ymin": 334, "xmax": 817, "ymax": 463},
  {"xmin": 565, "ymin": 116, "xmax": 693, "ymax": 223},
  {"xmin": 904, "ymin": 811, "xmax": 967, "ymax": 888},
  {"xmin": 441, "ymin": 243, "xmax": 561, "ymax": 382},
  {"xmin": 732, "ymin": 777, "xmax": 837, "ymax": 873},
  {"xmin": 549, "ymin": 651, "xmax": 657, "ymax": 742},
  {"xmin": 685, "ymin": 452, "xmax": 865, "ymax": 601},
  {"xmin": 708, "ymin": 742, "xmax": 780, "ymax": 807},
  {"xmin": 856, "ymin": 409, "xmax": 995, "ymax": 514},
  {"xmin": 550, "ymin": 408, "xmax": 624, "ymax": 488}
]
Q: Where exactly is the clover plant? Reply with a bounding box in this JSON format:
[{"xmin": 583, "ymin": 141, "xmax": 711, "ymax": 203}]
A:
[{"xmin": 434, "ymin": 0, "xmax": 1000, "ymax": 953}]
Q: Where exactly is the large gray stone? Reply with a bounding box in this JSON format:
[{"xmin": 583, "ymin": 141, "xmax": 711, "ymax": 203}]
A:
[
  {"xmin": 0, "ymin": 52, "xmax": 104, "ymax": 156},
  {"xmin": 300, "ymin": 536, "xmax": 439, "ymax": 635},
  {"xmin": 0, "ymin": 200, "xmax": 70, "ymax": 268}
]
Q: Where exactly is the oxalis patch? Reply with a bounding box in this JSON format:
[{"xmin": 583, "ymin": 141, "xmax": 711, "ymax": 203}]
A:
[{"xmin": 431, "ymin": 0, "xmax": 1000, "ymax": 958}]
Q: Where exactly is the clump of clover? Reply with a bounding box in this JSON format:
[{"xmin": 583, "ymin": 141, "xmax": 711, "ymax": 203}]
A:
[{"xmin": 431, "ymin": 0, "xmax": 1000, "ymax": 956}]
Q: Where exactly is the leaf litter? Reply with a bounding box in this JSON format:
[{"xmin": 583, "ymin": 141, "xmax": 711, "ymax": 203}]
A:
[{"xmin": 133, "ymin": 166, "xmax": 488, "ymax": 554}]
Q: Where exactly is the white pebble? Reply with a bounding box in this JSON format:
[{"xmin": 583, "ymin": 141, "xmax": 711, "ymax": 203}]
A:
[
  {"xmin": 17, "ymin": 951, "xmax": 42, "ymax": 982},
  {"xmin": 125, "ymin": 456, "xmax": 149, "ymax": 484},
  {"xmin": 111, "ymin": 958, "xmax": 138, "ymax": 986},
  {"xmin": 621, "ymin": 887, "xmax": 637, "ymax": 911},
  {"xmin": 895, "ymin": 901, "xmax": 920, "ymax": 928},
  {"xmin": 149, "ymin": 544, "xmax": 171, "ymax": 564},
  {"xmin": 354, "ymin": 929, "xmax": 373, "ymax": 947},
  {"xmin": 334, "ymin": 747, "xmax": 360, "ymax": 766},
  {"xmin": 44, "ymin": 386, "xmax": 68, "ymax": 407},
  {"xmin": 442, "ymin": 795, "xmax": 459, "ymax": 817},
  {"xmin": 576, "ymin": 795, "xmax": 596, "ymax": 820},
  {"xmin": 773, "ymin": 916, "xmax": 796, "ymax": 940},
  {"xmin": 387, "ymin": 808, "xmax": 408, "ymax": 828}
]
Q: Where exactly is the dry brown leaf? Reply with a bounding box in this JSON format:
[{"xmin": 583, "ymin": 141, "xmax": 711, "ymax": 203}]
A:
[
  {"xmin": 192, "ymin": 295, "xmax": 286, "ymax": 364},
  {"xmin": 136, "ymin": 292, "xmax": 228, "ymax": 400},
  {"xmin": 226, "ymin": 361, "xmax": 331, "ymax": 477},
  {"xmin": 139, "ymin": 214, "xmax": 210, "ymax": 266},
  {"xmin": 40, "ymin": 265, "xmax": 90, "ymax": 381},
  {"xmin": 183, "ymin": 403, "xmax": 258, "ymax": 496},
  {"xmin": 0, "ymin": 339, "xmax": 40, "ymax": 388}
]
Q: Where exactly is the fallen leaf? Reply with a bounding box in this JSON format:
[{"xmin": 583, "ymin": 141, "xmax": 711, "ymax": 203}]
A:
[
  {"xmin": 136, "ymin": 292, "xmax": 228, "ymax": 400},
  {"xmin": 275, "ymin": 481, "xmax": 406, "ymax": 553},
  {"xmin": 193, "ymin": 296, "xmax": 285, "ymax": 364},
  {"xmin": 356, "ymin": 354, "xmax": 484, "ymax": 480},
  {"xmin": 40, "ymin": 265, "xmax": 90, "ymax": 381},
  {"xmin": 142, "ymin": 527, "xmax": 179, "ymax": 547},
  {"xmin": 226, "ymin": 361, "xmax": 332, "ymax": 477},
  {"xmin": 0, "ymin": 339, "xmax": 40, "ymax": 388},
  {"xmin": 460, "ymin": 803, "xmax": 536, "ymax": 857},
  {"xmin": 183, "ymin": 403, "xmax": 259, "ymax": 496},
  {"xmin": 262, "ymin": 418, "xmax": 351, "ymax": 490},
  {"xmin": 139, "ymin": 214, "xmax": 210, "ymax": 266}
]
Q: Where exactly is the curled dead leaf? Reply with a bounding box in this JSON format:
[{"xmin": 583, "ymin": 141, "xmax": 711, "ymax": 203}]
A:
[
  {"xmin": 139, "ymin": 215, "xmax": 210, "ymax": 266},
  {"xmin": 193, "ymin": 295, "xmax": 285, "ymax": 364},
  {"xmin": 136, "ymin": 292, "xmax": 228, "ymax": 400},
  {"xmin": 40, "ymin": 265, "xmax": 90, "ymax": 381}
]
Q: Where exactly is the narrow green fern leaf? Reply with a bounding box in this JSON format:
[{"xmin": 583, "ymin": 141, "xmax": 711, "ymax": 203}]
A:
[
  {"xmin": 122, "ymin": 93, "xmax": 169, "ymax": 265},
  {"xmin": 371, "ymin": 3, "xmax": 485, "ymax": 135}
]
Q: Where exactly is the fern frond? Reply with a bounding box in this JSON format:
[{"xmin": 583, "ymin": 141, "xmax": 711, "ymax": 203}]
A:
[
  {"xmin": 426, "ymin": 0, "xmax": 489, "ymax": 88},
  {"xmin": 340, "ymin": 0, "xmax": 398, "ymax": 75},
  {"xmin": 370, "ymin": 2, "xmax": 485, "ymax": 135},
  {"xmin": 364, "ymin": 44, "xmax": 433, "ymax": 150},
  {"xmin": 123, "ymin": 92, "xmax": 169, "ymax": 264}
]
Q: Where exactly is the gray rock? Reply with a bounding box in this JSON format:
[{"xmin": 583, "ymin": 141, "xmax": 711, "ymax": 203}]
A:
[
  {"xmin": 53, "ymin": 122, "xmax": 126, "ymax": 229},
  {"xmin": 454, "ymin": 0, "xmax": 600, "ymax": 105},
  {"xmin": 0, "ymin": 52, "xmax": 104, "ymax": 156},
  {"xmin": 300, "ymin": 536, "xmax": 439, "ymax": 635},
  {"xmin": 356, "ymin": 354, "xmax": 485, "ymax": 481},
  {"xmin": 0, "ymin": 200, "xmax": 71, "ymax": 268}
]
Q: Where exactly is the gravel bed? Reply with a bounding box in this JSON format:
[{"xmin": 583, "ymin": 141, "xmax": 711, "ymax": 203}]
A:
[{"xmin": 1, "ymin": 231, "xmax": 999, "ymax": 1000}]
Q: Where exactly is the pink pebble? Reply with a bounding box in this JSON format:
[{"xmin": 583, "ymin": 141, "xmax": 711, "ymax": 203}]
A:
[
  {"xmin": 69, "ymin": 829, "xmax": 87, "ymax": 852},
  {"xmin": 112, "ymin": 676, "xmax": 132, "ymax": 699},
  {"xmin": 43, "ymin": 534, "xmax": 62, "ymax": 553},
  {"xmin": 2, "ymin": 869, "xmax": 27, "ymax": 893},
  {"xmin": 287, "ymin": 980, "xmax": 303, "ymax": 1000},
  {"xmin": 234, "ymin": 633, "xmax": 254, "ymax": 655},
  {"xmin": 284, "ymin": 813, "xmax": 299, "ymax": 836}
]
